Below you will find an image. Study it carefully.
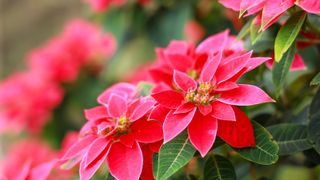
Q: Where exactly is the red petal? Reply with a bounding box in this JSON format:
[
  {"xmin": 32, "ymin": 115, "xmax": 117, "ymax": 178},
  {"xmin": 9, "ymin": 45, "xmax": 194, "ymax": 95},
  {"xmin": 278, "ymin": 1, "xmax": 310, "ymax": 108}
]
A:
[
  {"xmin": 261, "ymin": 0, "xmax": 294, "ymax": 31},
  {"xmin": 107, "ymin": 142, "xmax": 143, "ymax": 180},
  {"xmin": 215, "ymin": 81, "xmax": 239, "ymax": 92},
  {"xmin": 173, "ymin": 70, "xmax": 197, "ymax": 92},
  {"xmin": 151, "ymin": 90, "xmax": 184, "ymax": 109},
  {"xmin": 219, "ymin": 0, "xmax": 241, "ymax": 11},
  {"xmin": 174, "ymin": 102, "xmax": 195, "ymax": 114},
  {"xmin": 149, "ymin": 141, "xmax": 163, "ymax": 153},
  {"xmin": 80, "ymin": 144, "xmax": 110, "ymax": 180},
  {"xmin": 61, "ymin": 135, "xmax": 96, "ymax": 161},
  {"xmin": 133, "ymin": 119, "xmax": 163, "ymax": 143},
  {"xmin": 199, "ymin": 52, "xmax": 222, "ymax": 82},
  {"xmin": 246, "ymin": 57, "xmax": 271, "ymax": 72},
  {"xmin": 188, "ymin": 113, "xmax": 218, "ymax": 157},
  {"xmin": 216, "ymin": 51, "xmax": 252, "ymax": 83},
  {"xmin": 296, "ymin": 0, "xmax": 320, "ymax": 14},
  {"xmin": 196, "ymin": 30, "xmax": 229, "ymax": 54},
  {"xmin": 291, "ymin": 53, "xmax": 306, "ymax": 71},
  {"xmin": 148, "ymin": 68, "xmax": 172, "ymax": 85},
  {"xmin": 107, "ymin": 93, "xmax": 127, "ymax": 117},
  {"xmin": 30, "ymin": 160, "xmax": 57, "ymax": 180},
  {"xmin": 84, "ymin": 106, "xmax": 108, "ymax": 121},
  {"xmin": 198, "ymin": 105, "xmax": 212, "ymax": 116},
  {"xmin": 165, "ymin": 54, "xmax": 193, "ymax": 72},
  {"xmin": 163, "ymin": 108, "xmax": 196, "ymax": 143},
  {"xmin": 140, "ymin": 145, "xmax": 155, "ymax": 180},
  {"xmin": 148, "ymin": 105, "xmax": 170, "ymax": 124},
  {"xmin": 98, "ymin": 83, "xmax": 136, "ymax": 104},
  {"xmin": 120, "ymin": 134, "xmax": 136, "ymax": 148},
  {"xmin": 218, "ymin": 84, "xmax": 275, "ymax": 106},
  {"xmin": 130, "ymin": 98, "xmax": 155, "ymax": 122},
  {"xmin": 217, "ymin": 107, "xmax": 255, "ymax": 148},
  {"xmin": 211, "ymin": 101, "xmax": 236, "ymax": 121},
  {"xmin": 84, "ymin": 137, "xmax": 110, "ymax": 167}
]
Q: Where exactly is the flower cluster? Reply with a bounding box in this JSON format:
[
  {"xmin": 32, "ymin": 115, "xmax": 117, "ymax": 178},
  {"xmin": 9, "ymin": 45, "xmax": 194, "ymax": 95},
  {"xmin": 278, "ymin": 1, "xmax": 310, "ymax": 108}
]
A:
[
  {"xmin": 0, "ymin": 133, "xmax": 77, "ymax": 180},
  {"xmin": 61, "ymin": 83, "xmax": 163, "ymax": 180},
  {"xmin": 86, "ymin": 0, "xmax": 151, "ymax": 12},
  {"xmin": 60, "ymin": 30, "xmax": 274, "ymax": 179},
  {"xmin": 0, "ymin": 20, "xmax": 116, "ymax": 134},
  {"xmin": 219, "ymin": 0, "xmax": 320, "ymax": 31}
]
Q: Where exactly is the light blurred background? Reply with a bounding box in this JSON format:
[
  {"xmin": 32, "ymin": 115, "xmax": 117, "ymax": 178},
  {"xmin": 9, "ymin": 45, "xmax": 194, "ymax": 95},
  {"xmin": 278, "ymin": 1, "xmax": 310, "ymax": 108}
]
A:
[{"xmin": 0, "ymin": 0, "xmax": 84, "ymax": 78}]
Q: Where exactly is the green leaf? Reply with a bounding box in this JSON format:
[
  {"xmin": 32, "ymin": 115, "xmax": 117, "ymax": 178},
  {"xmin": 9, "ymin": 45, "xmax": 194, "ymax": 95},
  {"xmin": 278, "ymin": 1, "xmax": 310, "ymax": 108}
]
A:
[
  {"xmin": 237, "ymin": 19, "xmax": 252, "ymax": 40},
  {"xmin": 274, "ymin": 12, "xmax": 306, "ymax": 62},
  {"xmin": 250, "ymin": 16, "xmax": 262, "ymax": 44},
  {"xmin": 308, "ymin": 89, "xmax": 320, "ymax": 154},
  {"xmin": 267, "ymin": 124, "xmax": 312, "ymax": 155},
  {"xmin": 272, "ymin": 45, "xmax": 296, "ymax": 97},
  {"xmin": 156, "ymin": 131, "xmax": 196, "ymax": 180},
  {"xmin": 137, "ymin": 82, "xmax": 154, "ymax": 96},
  {"xmin": 204, "ymin": 154, "xmax": 236, "ymax": 180},
  {"xmin": 310, "ymin": 72, "xmax": 320, "ymax": 86},
  {"xmin": 152, "ymin": 153, "xmax": 158, "ymax": 177},
  {"xmin": 233, "ymin": 121, "xmax": 279, "ymax": 165}
]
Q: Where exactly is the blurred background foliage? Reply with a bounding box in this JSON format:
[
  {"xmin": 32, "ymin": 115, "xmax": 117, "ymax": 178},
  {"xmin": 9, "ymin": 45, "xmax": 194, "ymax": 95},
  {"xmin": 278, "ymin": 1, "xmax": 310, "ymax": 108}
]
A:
[{"xmin": 1, "ymin": 0, "xmax": 320, "ymax": 179}]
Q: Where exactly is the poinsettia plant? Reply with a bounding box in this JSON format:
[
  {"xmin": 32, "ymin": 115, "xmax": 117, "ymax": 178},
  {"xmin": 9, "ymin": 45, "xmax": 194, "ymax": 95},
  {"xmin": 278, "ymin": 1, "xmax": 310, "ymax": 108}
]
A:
[{"xmin": 1, "ymin": 0, "xmax": 320, "ymax": 180}]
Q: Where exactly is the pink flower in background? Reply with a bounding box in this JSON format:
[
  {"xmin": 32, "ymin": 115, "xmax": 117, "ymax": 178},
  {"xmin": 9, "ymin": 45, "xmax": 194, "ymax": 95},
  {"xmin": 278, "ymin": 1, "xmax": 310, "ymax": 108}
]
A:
[
  {"xmin": 266, "ymin": 53, "xmax": 306, "ymax": 71},
  {"xmin": 60, "ymin": 83, "xmax": 163, "ymax": 180},
  {"xmin": 219, "ymin": 0, "xmax": 320, "ymax": 31},
  {"xmin": 0, "ymin": 139, "xmax": 70, "ymax": 180},
  {"xmin": 150, "ymin": 30, "xmax": 274, "ymax": 157},
  {"xmin": 0, "ymin": 72, "xmax": 63, "ymax": 134},
  {"xmin": 86, "ymin": 0, "xmax": 127, "ymax": 12},
  {"xmin": 28, "ymin": 20, "xmax": 116, "ymax": 83},
  {"xmin": 184, "ymin": 20, "xmax": 205, "ymax": 43}
]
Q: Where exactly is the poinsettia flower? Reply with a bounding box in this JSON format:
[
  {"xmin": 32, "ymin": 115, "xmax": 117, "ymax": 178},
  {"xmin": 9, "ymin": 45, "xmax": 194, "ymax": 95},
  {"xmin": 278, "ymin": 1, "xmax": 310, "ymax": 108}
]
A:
[
  {"xmin": 0, "ymin": 72, "xmax": 63, "ymax": 134},
  {"xmin": 86, "ymin": 0, "xmax": 127, "ymax": 12},
  {"xmin": 60, "ymin": 83, "xmax": 163, "ymax": 180},
  {"xmin": 266, "ymin": 53, "xmax": 306, "ymax": 71},
  {"xmin": 150, "ymin": 33, "xmax": 274, "ymax": 157},
  {"xmin": 28, "ymin": 20, "xmax": 116, "ymax": 83},
  {"xmin": 148, "ymin": 30, "xmax": 246, "ymax": 86},
  {"xmin": 0, "ymin": 139, "xmax": 71, "ymax": 180},
  {"xmin": 219, "ymin": 0, "xmax": 320, "ymax": 31}
]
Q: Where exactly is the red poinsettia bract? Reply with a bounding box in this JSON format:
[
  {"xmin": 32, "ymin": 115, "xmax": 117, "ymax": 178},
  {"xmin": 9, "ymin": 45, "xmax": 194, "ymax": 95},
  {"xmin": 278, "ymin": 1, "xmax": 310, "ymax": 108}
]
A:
[
  {"xmin": 219, "ymin": 0, "xmax": 320, "ymax": 31},
  {"xmin": 150, "ymin": 31, "xmax": 275, "ymax": 157},
  {"xmin": 60, "ymin": 83, "xmax": 163, "ymax": 180}
]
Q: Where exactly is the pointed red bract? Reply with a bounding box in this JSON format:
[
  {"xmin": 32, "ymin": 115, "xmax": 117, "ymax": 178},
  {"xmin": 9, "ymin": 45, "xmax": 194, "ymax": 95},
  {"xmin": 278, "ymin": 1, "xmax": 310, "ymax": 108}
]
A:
[
  {"xmin": 107, "ymin": 142, "xmax": 143, "ymax": 180},
  {"xmin": 133, "ymin": 119, "xmax": 163, "ymax": 143},
  {"xmin": 218, "ymin": 84, "xmax": 274, "ymax": 106},
  {"xmin": 151, "ymin": 90, "xmax": 184, "ymax": 109},
  {"xmin": 163, "ymin": 108, "xmax": 196, "ymax": 143},
  {"xmin": 211, "ymin": 101, "xmax": 236, "ymax": 121},
  {"xmin": 217, "ymin": 107, "xmax": 255, "ymax": 148},
  {"xmin": 173, "ymin": 70, "xmax": 197, "ymax": 92},
  {"xmin": 188, "ymin": 113, "xmax": 218, "ymax": 157},
  {"xmin": 108, "ymin": 93, "xmax": 127, "ymax": 117},
  {"xmin": 84, "ymin": 106, "xmax": 108, "ymax": 121}
]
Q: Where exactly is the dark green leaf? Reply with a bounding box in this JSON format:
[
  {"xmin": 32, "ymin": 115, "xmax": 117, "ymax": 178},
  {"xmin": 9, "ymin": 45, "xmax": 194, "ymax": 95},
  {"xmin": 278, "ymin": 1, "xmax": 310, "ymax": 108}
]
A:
[
  {"xmin": 233, "ymin": 121, "xmax": 279, "ymax": 165},
  {"xmin": 204, "ymin": 154, "xmax": 236, "ymax": 180},
  {"xmin": 237, "ymin": 19, "xmax": 252, "ymax": 40},
  {"xmin": 308, "ymin": 89, "xmax": 320, "ymax": 154},
  {"xmin": 310, "ymin": 72, "xmax": 320, "ymax": 86},
  {"xmin": 274, "ymin": 12, "xmax": 306, "ymax": 62},
  {"xmin": 152, "ymin": 153, "xmax": 158, "ymax": 177},
  {"xmin": 272, "ymin": 45, "xmax": 296, "ymax": 97},
  {"xmin": 156, "ymin": 131, "xmax": 196, "ymax": 180},
  {"xmin": 250, "ymin": 16, "xmax": 262, "ymax": 44},
  {"xmin": 267, "ymin": 124, "xmax": 312, "ymax": 155}
]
